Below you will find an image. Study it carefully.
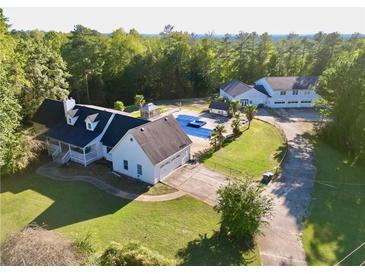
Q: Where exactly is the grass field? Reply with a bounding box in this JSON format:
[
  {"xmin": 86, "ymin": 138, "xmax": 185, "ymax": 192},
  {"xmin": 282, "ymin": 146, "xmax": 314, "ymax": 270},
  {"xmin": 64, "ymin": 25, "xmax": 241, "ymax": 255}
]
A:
[
  {"xmin": 0, "ymin": 172, "xmax": 260, "ymax": 265},
  {"xmin": 203, "ymin": 119, "xmax": 286, "ymax": 179},
  {"xmin": 303, "ymin": 141, "xmax": 365, "ymax": 266}
]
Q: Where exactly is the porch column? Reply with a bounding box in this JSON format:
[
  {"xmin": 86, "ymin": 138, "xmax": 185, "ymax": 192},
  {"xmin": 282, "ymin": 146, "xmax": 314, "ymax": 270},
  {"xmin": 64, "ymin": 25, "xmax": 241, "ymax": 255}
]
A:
[
  {"xmin": 83, "ymin": 147, "xmax": 87, "ymax": 166},
  {"xmin": 46, "ymin": 138, "xmax": 50, "ymax": 155}
]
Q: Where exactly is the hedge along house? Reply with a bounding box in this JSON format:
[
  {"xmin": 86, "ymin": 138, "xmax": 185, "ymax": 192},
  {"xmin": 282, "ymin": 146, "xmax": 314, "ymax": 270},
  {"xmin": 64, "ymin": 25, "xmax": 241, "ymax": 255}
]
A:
[{"xmin": 32, "ymin": 98, "xmax": 192, "ymax": 184}]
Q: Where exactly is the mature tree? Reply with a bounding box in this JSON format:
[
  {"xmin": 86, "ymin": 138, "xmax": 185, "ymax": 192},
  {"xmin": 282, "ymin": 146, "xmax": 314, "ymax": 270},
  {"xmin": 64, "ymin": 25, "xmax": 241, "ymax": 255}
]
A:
[
  {"xmin": 215, "ymin": 179, "xmax": 273, "ymax": 241},
  {"xmin": 317, "ymin": 43, "xmax": 365, "ymax": 164},
  {"xmin": 113, "ymin": 101, "xmax": 125, "ymax": 111},
  {"xmin": 18, "ymin": 38, "xmax": 70, "ymax": 120},
  {"xmin": 0, "ymin": 9, "xmax": 42, "ymax": 174},
  {"xmin": 62, "ymin": 25, "xmax": 107, "ymax": 103},
  {"xmin": 190, "ymin": 38, "xmax": 219, "ymax": 97},
  {"xmin": 244, "ymin": 104, "xmax": 257, "ymax": 129}
]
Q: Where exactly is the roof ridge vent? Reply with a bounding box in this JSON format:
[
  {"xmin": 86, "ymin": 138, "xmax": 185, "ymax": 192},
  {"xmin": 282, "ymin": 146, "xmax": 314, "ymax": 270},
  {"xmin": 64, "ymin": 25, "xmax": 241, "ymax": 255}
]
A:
[
  {"xmin": 164, "ymin": 117, "xmax": 168, "ymax": 121},
  {"xmin": 140, "ymin": 127, "xmax": 144, "ymax": 131}
]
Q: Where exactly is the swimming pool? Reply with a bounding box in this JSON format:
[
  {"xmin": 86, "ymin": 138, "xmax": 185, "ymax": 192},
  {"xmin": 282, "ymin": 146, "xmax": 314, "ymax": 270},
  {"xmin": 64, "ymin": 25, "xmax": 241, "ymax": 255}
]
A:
[{"xmin": 176, "ymin": 115, "xmax": 213, "ymax": 139}]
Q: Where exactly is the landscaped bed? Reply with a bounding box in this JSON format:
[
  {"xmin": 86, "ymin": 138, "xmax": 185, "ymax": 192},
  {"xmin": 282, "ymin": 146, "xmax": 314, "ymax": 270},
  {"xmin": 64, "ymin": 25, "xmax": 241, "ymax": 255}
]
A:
[
  {"xmin": 303, "ymin": 140, "xmax": 365, "ymax": 266},
  {"xmin": 0, "ymin": 172, "xmax": 260, "ymax": 265},
  {"xmin": 202, "ymin": 119, "xmax": 286, "ymax": 179}
]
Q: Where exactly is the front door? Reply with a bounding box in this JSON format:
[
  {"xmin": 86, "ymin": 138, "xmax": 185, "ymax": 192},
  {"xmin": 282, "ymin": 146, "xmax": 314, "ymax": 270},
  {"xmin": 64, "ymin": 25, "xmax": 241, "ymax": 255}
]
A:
[{"xmin": 240, "ymin": 99, "xmax": 249, "ymax": 107}]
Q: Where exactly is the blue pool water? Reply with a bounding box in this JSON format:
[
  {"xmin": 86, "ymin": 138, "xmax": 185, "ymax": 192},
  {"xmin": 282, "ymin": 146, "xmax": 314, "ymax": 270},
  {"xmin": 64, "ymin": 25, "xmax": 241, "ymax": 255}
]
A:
[{"xmin": 176, "ymin": 115, "xmax": 212, "ymax": 139}]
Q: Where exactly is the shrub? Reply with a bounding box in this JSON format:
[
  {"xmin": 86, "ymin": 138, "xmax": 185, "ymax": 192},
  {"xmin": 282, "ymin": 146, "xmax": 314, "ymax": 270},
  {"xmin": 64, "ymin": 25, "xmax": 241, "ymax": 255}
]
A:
[
  {"xmin": 215, "ymin": 179, "xmax": 273, "ymax": 242},
  {"xmin": 113, "ymin": 101, "xmax": 125, "ymax": 111},
  {"xmin": 72, "ymin": 232, "xmax": 95, "ymax": 256},
  {"xmin": 0, "ymin": 225, "xmax": 81, "ymax": 266},
  {"xmin": 98, "ymin": 241, "xmax": 173, "ymax": 266}
]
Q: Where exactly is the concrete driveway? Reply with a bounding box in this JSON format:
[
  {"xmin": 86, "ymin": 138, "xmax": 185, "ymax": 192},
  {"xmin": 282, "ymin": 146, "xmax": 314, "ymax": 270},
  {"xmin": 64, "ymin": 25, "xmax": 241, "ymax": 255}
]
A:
[
  {"xmin": 256, "ymin": 108, "xmax": 319, "ymax": 266},
  {"xmin": 162, "ymin": 164, "xmax": 229, "ymax": 206}
]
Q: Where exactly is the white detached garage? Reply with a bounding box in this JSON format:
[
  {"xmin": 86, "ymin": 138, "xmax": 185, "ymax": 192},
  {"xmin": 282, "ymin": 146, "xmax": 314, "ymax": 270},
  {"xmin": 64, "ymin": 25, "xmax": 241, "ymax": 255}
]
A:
[{"xmin": 110, "ymin": 115, "xmax": 192, "ymax": 184}]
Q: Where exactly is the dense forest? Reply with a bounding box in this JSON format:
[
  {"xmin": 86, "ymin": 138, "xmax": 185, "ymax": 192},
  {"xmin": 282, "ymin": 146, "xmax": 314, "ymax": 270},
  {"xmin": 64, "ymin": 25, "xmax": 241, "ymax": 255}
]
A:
[{"xmin": 0, "ymin": 9, "xmax": 364, "ymax": 173}]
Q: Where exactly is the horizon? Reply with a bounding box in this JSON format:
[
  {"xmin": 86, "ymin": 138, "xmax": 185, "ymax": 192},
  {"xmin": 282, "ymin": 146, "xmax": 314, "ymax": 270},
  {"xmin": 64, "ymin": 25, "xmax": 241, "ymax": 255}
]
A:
[{"xmin": 3, "ymin": 7, "xmax": 364, "ymax": 35}]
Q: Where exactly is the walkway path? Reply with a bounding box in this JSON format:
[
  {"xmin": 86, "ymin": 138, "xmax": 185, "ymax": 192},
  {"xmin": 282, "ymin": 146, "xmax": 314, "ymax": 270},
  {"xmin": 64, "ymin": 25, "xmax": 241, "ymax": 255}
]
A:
[
  {"xmin": 256, "ymin": 108, "xmax": 319, "ymax": 265},
  {"xmin": 36, "ymin": 163, "xmax": 186, "ymax": 202}
]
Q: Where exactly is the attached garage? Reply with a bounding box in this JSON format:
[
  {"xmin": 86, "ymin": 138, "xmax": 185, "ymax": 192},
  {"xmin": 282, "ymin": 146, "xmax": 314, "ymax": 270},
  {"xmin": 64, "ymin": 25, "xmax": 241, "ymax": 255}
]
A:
[{"xmin": 158, "ymin": 148, "xmax": 190, "ymax": 180}]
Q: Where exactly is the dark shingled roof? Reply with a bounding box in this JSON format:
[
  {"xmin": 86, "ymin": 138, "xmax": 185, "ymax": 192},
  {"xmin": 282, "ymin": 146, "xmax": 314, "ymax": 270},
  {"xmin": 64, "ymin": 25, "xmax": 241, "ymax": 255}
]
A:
[
  {"xmin": 46, "ymin": 105, "xmax": 113, "ymax": 148},
  {"xmin": 253, "ymin": 85, "xmax": 272, "ymax": 97},
  {"xmin": 221, "ymin": 79, "xmax": 253, "ymax": 97},
  {"xmin": 32, "ymin": 99, "xmax": 65, "ymax": 128},
  {"xmin": 265, "ymin": 76, "xmax": 319, "ymax": 90},
  {"xmin": 101, "ymin": 114, "xmax": 149, "ymax": 148},
  {"xmin": 209, "ymin": 101, "xmax": 229, "ymax": 111},
  {"xmin": 130, "ymin": 115, "xmax": 192, "ymax": 165}
]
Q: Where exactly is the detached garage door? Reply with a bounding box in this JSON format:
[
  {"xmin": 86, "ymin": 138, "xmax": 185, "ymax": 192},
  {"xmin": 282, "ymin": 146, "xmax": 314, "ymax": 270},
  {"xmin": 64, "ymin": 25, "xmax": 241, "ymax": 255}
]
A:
[{"xmin": 159, "ymin": 154, "xmax": 182, "ymax": 180}]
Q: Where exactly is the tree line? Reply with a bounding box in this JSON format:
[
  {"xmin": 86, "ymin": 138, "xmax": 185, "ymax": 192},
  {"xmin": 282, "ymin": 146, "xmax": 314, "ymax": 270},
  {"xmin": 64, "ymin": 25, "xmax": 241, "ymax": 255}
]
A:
[{"xmin": 1, "ymin": 8, "xmax": 364, "ymax": 174}]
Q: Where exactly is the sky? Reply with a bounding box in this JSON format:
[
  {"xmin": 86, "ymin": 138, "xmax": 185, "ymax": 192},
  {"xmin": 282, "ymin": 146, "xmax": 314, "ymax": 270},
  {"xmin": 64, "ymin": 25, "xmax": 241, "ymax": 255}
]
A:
[{"xmin": 3, "ymin": 7, "xmax": 365, "ymax": 34}]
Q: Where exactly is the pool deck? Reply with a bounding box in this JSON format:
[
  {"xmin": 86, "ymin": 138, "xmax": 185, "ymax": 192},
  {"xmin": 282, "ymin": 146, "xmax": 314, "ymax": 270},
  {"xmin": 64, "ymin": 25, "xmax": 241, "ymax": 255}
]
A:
[{"xmin": 172, "ymin": 109, "xmax": 233, "ymax": 156}]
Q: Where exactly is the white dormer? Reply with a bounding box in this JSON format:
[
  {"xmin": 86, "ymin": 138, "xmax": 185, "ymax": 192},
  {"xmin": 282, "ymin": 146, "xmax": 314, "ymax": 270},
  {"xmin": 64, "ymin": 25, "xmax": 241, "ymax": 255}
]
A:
[
  {"xmin": 66, "ymin": 109, "xmax": 79, "ymax": 126},
  {"xmin": 85, "ymin": 113, "xmax": 99, "ymax": 131}
]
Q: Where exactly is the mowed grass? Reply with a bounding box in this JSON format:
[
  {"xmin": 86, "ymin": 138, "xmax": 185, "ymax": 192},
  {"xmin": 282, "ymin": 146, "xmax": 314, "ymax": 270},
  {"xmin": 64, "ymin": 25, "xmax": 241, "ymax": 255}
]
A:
[
  {"xmin": 303, "ymin": 141, "xmax": 365, "ymax": 266},
  {"xmin": 0, "ymin": 173, "xmax": 260, "ymax": 265},
  {"xmin": 203, "ymin": 119, "xmax": 286, "ymax": 178}
]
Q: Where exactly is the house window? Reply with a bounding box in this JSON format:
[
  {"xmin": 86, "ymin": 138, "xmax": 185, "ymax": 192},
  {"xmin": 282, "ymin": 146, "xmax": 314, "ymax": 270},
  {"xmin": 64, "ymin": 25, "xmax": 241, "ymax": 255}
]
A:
[
  {"xmin": 87, "ymin": 123, "xmax": 92, "ymax": 130},
  {"xmin": 68, "ymin": 118, "xmax": 72, "ymax": 124},
  {"xmin": 280, "ymin": 91, "xmax": 286, "ymax": 96},
  {"xmin": 123, "ymin": 160, "xmax": 128, "ymax": 170},
  {"xmin": 274, "ymin": 101, "xmax": 285, "ymax": 104},
  {"xmin": 301, "ymin": 100, "xmax": 312, "ymax": 104},
  {"xmin": 292, "ymin": 90, "xmax": 299, "ymax": 95},
  {"xmin": 288, "ymin": 101, "xmax": 299, "ymax": 104},
  {"xmin": 304, "ymin": 91, "xmax": 310, "ymax": 95},
  {"xmin": 240, "ymin": 99, "xmax": 249, "ymax": 107},
  {"xmin": 137, "ymin": 164, "xmax": 142, "ymax": 175}
]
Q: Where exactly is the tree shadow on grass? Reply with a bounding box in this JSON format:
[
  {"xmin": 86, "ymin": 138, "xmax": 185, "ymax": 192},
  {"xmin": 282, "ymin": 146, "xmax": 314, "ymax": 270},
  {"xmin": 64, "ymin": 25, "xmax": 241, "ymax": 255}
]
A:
[
  {"xmin": 176, "ymin": 231, "xmax": 257, "ymax": 266},
  {"xmin": 1, "ymin": 171, "xmax": 130, "ymax": 230}
]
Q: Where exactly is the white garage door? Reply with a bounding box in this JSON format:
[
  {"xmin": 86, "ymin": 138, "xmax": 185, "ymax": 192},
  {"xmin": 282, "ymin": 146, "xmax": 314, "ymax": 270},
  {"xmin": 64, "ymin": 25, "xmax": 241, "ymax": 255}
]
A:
[{"xmin": 159, "ymin": 154, "xmax": 182, "ymax": 180}]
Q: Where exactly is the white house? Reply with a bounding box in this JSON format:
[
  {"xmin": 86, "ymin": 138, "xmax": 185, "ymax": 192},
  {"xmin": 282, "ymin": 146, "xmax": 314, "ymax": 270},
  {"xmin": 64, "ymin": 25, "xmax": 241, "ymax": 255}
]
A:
[
  {"xmin": 32, "ymin": 98, "xmax": 192, "ymax": 184},
  {"xmin": 255, "ymin": 76, "xmax": 320, "ymax": 108},
  {"xmin": 220, "ymin": 76, "xmax": 320, "ymax": 108},
  {"xmin": 219, "ymin": 79, "xmax": 268, "ymax": 107}
]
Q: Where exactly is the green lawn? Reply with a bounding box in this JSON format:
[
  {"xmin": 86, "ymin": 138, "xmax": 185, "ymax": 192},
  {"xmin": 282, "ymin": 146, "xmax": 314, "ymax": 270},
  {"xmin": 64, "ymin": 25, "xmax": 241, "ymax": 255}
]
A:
[
  {"xmin": 203, "ymin": 119, "xmax": 286, "ymax": 179},
  {"xmin": 0, "ymin": 172, "xmax": 260, "ymax": 265},
  {"xmin": 303, "ymin": 141, "xmax": 365, "ymax": 266}
]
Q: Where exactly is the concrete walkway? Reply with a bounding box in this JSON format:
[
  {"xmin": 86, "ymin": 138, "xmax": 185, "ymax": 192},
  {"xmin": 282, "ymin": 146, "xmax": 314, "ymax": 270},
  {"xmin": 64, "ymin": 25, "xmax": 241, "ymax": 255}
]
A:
[
  {"xmin": 256, "ymin": 108, "xmax": 318, "ymax": 266},
  {"xmin": 163, "ymin": 164, "xmax": 229, "ymax": 206},
  {"xmin": 36, "ymin": 163, "xmax": 186, "ymax": 202}
]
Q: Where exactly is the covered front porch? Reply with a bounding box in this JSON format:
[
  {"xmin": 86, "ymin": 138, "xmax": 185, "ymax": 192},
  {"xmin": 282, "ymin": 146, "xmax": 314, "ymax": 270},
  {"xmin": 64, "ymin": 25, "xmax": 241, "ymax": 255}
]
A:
[{"xmin": 47, "ymin": 138, "xmax": 98, "ymax": 166}]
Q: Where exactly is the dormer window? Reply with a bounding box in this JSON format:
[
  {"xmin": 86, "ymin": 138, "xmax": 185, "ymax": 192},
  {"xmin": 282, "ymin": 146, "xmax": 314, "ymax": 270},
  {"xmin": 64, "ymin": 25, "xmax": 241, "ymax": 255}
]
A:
[
  {"xmin": 66, "ymin": 109, "xmax": 79, "ymax": 126},
  {"xmin": 85, "ymin": 113, "xmax": 99, "ymax": 131}
]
